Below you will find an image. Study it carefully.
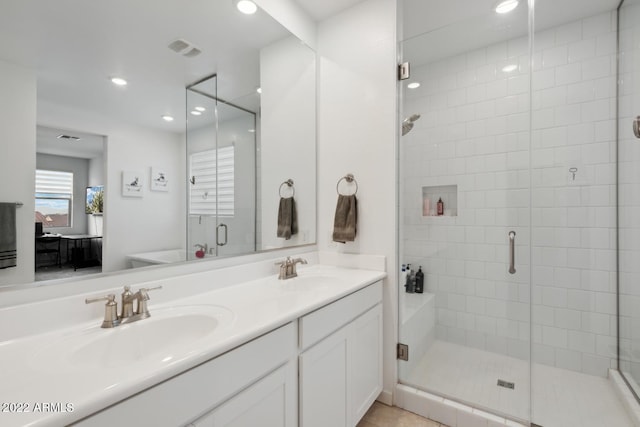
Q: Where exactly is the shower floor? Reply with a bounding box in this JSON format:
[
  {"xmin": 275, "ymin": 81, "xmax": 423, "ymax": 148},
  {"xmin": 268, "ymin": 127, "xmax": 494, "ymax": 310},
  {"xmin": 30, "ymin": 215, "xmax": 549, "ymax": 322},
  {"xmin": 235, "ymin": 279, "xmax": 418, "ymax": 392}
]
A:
[{"xmin": 404, "ymin": 340, "xmax": 633, "ymax": 427}]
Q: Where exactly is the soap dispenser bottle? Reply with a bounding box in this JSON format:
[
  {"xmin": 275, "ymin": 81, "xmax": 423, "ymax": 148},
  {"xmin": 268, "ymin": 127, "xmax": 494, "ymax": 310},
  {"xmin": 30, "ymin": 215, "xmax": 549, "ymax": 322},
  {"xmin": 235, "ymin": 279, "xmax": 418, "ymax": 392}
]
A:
[
  {"xmin": 415, "ymin": 266, "xmax": 424, "ymax": 293},
  {"xmin": 437, "ymin": 198, "xmax": 444, "ymax": 216}
]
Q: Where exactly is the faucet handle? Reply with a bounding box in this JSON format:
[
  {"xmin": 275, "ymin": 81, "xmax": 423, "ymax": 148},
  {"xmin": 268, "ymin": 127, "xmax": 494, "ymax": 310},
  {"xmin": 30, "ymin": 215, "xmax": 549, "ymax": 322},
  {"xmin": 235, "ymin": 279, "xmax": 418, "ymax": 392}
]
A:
[
  {"xmin": 85, "ymin": 293, "xmax": 116, "ymax": 305},
  {"xmin": 85, "ymin": 294, "xmax": 121, "ymax": 328},
  {"xmin": 135, "ymin": 285, "xmax": 162, "ymax": 317}
]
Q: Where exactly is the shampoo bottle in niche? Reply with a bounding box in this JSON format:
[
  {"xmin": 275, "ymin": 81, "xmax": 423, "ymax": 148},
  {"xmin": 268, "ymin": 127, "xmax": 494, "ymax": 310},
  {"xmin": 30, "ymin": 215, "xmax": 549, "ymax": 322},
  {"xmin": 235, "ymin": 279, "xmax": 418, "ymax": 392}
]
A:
[
  {"xmin": 423, "ymin": 198, "xmax": 430, "ymax": 216},
  {"xmin": 405, "ymin": 264, "xmax": 415, "ymax": 293},
  {"xmin": 437, "ymin": 198, "xmax": 444, "ymax": 216},
  {"xmin": 415, "ymin": 266, "xmax": 424, "ymax": 293},
  {"xmin": 400, "ymin": 264, "xmax": 407, "ymax": 290}
]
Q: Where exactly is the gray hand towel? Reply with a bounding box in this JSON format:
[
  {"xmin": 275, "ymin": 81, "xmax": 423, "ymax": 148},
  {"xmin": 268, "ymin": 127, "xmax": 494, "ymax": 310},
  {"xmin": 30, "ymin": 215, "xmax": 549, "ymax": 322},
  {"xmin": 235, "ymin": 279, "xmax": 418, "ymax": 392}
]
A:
[
  {"xmin": 332, "ymin": 195, "xmax": 357, "ymax": 243},
  {"xmin": 0, "ymin": 202, "xmax": 17, "ymax": 269},
  {"xmin": 277, "ymin": 197, "xmax": 298, "ymax": 240}
]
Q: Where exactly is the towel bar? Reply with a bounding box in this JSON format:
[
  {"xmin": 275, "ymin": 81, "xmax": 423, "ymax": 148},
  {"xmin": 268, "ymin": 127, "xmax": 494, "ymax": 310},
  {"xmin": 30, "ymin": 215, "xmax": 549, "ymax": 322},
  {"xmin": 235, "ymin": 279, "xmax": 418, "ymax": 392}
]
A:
[
  {"xmin": 14, "ymin": 202, "xmax": 23, "ymax": 207},
  {"xmin": 336, "ymin": 174, "xmax": 358, "ymax": 196},
  {"xmin": 279, "ymin": 179, "xmax": 295, "ymax": 197}
]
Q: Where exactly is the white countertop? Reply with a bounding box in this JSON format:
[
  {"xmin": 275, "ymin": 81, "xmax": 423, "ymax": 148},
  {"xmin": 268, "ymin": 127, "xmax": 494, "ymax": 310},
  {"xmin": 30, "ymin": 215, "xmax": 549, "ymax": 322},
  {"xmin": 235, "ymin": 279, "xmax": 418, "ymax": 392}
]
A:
[{"xmin": 0, "ymin": 264, "xmax": 386, "ymax": 427}]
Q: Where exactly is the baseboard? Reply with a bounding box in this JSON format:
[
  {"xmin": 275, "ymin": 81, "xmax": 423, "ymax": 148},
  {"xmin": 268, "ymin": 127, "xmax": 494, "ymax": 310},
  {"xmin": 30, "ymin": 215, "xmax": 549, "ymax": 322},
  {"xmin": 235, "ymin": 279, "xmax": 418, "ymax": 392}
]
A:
[{"xmin": 377, "ymin": 389, "xmax": 393, "ymax": 406}]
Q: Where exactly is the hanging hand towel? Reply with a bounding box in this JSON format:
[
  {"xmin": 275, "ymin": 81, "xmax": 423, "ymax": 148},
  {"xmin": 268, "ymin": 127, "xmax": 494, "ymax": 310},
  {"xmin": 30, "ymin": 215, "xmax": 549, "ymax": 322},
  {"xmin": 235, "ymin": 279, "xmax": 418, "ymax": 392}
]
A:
[
  {"xmin": 277, "ymin": 197, "xmax": 298, "ymax": 240},
  {"xmin": 0, "ymin": 203, "xmax": 17, "ymax": 269},
  {"xmin": 332, "ymin": 194, "xmax": 357, "ymax": 243}
]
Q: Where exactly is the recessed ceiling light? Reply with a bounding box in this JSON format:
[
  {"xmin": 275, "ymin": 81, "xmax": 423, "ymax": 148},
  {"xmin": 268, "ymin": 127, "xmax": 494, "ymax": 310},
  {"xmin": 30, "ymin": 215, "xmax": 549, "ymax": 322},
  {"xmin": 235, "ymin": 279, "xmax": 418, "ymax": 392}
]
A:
[
  {"xmin": 407, "ymin": 82, "xmax": 421, "ymax": 89},
  {"xmin": 236, "ymin": 0, "xmax": 257, "ymax": 14},
  {"xmin": 256, "ymin": 87, "xmax": 262, "ymax": 94},
  {"xmin": 502, "ymin": 64, "xmax": 518, "ymax": 73},
  {"xmin": 162, "ymin": 115, "xmax": 174, "ymax": 122},
  {"xmin": 190, "ymin": 111, "xmax": 202, "ymax": 116},
  {"xmin": 195, "ymin": 106, "xmax": 206, "ymax": 112},
  {"xmin": 495, "ymin": 0, "xmax": 519, "ymax": 14},
  {"xmin": 248, "ymin": 129, "xmax": 256, "ymax": 133},
  {"xmin": 110, "ymin": 77, "xmax": 127, "ymax": 86}
]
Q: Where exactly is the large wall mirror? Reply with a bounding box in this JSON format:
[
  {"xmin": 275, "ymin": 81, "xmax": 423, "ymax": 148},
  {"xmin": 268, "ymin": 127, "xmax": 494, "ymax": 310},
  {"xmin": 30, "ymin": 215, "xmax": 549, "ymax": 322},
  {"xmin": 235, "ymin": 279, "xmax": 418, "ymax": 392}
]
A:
[{"xmin": 0, "ymin": 0, "xmax": 316, "ymax": 288}]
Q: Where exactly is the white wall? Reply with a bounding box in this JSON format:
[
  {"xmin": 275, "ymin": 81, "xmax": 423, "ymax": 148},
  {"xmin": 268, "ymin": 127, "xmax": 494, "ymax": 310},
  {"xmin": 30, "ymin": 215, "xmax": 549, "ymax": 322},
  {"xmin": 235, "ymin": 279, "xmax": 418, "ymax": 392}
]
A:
[
  {"xmin": 254, "ymin": 0, "xmax": 317, "ymax": 49},
  {"xmin": 401, "ymin": 11, "xmax": 617, "ymax": 377},
  {"xmin": 38, "ymin": 101, "xmax": 186, "ymax": 273},
  {"xmin": 317, "ymin": 0, "xmax": 397, "ymax": 403},
  {"xmin": 260, "ymin": 35, "xmax": 316, "ymax": 249},
  {"xmin": 36, "ymin": 153, "xmax": 89, "ymax": 236},
  {"xmin": 0, "ymin": 60, "xmax": 36, "ymax": 286}
]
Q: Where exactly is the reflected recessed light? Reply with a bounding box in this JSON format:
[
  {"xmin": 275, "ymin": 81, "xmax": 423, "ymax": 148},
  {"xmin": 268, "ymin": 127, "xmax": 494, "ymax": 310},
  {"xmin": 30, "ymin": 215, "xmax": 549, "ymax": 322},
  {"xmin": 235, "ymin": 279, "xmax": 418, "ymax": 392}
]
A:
[
  {"xmin": 190, "ymin": 110, "xmax": 202, "ymax": 116},
  {"xmin": 407, "ymin": 82, "xmax": 421, "ymax": 89},
  {"xmin": 110, "ymin": 77, "xmax": 127, "ymax": 86},
  {"xmin": 502, "ymin": 64, "xmax": 518, "ymax": 73},
  {"xmin": 162, "ymin": 115, "xmax": 174, "ymax": 122},
  {"xmin": 195, "ymin": 106, "xmax": 206, "ymax": 112},
  {"xmin": 236, "ymin": 0, "xmax": 257, "ymax": 14},
  {"xmin": 256, "ymin": 87, "xmax": 262, "ymax": 94},
  {"xmin": 495, "ymin": 0, "xmax": 519, "ymax": 14},
  {"xmin": 248, "ymin": 129, "xmax": 256, "ymax": 133}
]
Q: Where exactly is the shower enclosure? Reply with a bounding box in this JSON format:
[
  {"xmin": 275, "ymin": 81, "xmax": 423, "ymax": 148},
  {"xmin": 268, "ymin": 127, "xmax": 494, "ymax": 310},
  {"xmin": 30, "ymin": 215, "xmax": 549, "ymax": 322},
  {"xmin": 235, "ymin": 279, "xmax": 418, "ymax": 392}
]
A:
[
  {"xmin": 398, "ymin": 0, "xmax": 640, "ymax": 425},
  {"xmin": 186, "ymin": 74, "xmax": 257, "ymax": 259}
]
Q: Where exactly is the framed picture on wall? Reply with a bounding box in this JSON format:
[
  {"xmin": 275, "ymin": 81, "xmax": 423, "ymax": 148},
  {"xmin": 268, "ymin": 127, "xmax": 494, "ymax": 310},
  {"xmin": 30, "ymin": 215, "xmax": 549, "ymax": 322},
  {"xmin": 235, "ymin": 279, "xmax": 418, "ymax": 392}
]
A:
[
  {"xmin": 150, "ymin": 167, "xmax": 169, "ymax": 192},
  {"xmin": 122, "ymin": 171, "xmax": 143, "ymax": 197},
  {"xmin": 85, "ymin": 185, "xmax": 104, "ymax": 214}
]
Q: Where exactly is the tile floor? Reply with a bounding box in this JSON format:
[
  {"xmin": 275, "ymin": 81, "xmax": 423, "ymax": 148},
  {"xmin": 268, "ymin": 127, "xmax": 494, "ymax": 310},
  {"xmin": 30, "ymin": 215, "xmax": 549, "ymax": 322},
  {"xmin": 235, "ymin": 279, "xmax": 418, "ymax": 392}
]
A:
[
  {"xmin": 357, "ymin": 401, "xmax": 446, "ymax": 427},
  {"xmin": 403, "ymin": 340, "xmax": 633, "ymax": 427}
]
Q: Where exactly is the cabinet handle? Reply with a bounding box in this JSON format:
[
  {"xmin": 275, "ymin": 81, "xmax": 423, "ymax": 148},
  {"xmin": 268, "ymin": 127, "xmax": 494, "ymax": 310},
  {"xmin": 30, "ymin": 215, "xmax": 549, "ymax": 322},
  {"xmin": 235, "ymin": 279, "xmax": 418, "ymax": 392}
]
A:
[
  {"xmin": 508, "ymin": 231, "xmax": 516, "ymax": 274},
  {"xmin": 216, "ymin": 223, "xmax": 228, "ymax": 246}
]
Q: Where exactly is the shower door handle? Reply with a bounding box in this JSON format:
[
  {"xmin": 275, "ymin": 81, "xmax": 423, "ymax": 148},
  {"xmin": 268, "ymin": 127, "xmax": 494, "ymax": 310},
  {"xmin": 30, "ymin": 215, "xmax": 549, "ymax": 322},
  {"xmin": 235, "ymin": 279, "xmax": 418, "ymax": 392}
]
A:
[
  {"xmin": 216, "ymin": 223, "xmax": 228, "ymax": 246},
  {"xmin": 508, "ymin": 231, "xmax": 516, "ymax": 274}
]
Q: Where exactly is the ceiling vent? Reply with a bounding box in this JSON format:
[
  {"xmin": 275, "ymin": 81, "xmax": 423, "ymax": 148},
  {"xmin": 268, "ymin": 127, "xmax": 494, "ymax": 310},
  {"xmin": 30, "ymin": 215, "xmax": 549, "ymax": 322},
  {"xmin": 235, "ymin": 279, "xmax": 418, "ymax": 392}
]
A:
[
  {"xmin": 56, "ymin": 134, "xmax": 81, "ymax": 141},
  {"xmin": 168, "ymin": 39, "xmax": 201, "ymax": 58}
]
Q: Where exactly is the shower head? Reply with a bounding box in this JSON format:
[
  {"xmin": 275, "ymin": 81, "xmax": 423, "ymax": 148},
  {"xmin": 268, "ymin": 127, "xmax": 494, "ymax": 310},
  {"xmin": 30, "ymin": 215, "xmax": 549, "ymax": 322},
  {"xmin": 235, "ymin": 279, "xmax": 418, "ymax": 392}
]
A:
[{"xmin": 401, "ymin": 113, "xmax": 421, "ymax": 136}]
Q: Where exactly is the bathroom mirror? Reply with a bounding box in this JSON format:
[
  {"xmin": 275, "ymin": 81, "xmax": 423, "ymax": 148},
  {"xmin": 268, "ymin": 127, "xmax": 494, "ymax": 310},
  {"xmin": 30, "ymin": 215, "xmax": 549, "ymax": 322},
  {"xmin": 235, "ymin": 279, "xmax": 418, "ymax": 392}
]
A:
[{"xmin": 0, "ymin": 0, "xmax": 316, "ymax": 288}]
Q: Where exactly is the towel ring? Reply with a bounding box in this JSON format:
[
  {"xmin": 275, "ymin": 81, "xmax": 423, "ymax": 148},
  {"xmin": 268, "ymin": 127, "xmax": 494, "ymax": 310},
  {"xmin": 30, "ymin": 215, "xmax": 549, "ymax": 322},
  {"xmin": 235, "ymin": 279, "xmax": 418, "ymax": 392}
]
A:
[
  {"xmin": 336, "ymin": 174, "xmax": 358, "ymax": 196},
  {"xmin": 279, "ymin": 179, "xmax": 295, "ymax": 198}
]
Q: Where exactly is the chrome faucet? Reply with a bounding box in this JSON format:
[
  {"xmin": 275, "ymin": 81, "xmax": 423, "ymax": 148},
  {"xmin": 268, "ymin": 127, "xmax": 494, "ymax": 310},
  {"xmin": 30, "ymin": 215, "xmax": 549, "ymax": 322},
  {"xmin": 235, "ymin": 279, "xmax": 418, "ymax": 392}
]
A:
[
  {"xmin": 86, "ymin": 285, "xmax": 162, "ymax": 328},
  {"xmin": 275, "ymin": 256, "xmax": 308, "ymax": 280}
]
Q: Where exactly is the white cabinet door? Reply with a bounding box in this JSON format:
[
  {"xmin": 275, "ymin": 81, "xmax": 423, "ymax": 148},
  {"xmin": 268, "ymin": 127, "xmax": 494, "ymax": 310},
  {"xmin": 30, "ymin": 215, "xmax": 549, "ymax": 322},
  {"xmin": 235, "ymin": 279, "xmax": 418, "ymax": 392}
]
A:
[
  {"xmin": 299, "ymin": 303, "xmax": 383, "ymax": 427},
  {"xmin": 299, "ymin": 326, "xmax": 349, "ymax": 427},
  {"xmin": 191, "ymin": 363, "xmax": 296, "ymax": 427},
  {"xmin": 349, "ymin": 303, "xmax": 383, "ymax": 425}
]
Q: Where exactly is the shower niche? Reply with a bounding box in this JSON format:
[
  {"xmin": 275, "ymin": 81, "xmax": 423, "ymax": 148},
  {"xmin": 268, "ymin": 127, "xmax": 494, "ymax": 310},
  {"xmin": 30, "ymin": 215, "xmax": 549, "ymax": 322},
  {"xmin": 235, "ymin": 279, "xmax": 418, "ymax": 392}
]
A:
[{"xmin": 421, "ymin": 185, "xmax": 457, "ymax": 217}]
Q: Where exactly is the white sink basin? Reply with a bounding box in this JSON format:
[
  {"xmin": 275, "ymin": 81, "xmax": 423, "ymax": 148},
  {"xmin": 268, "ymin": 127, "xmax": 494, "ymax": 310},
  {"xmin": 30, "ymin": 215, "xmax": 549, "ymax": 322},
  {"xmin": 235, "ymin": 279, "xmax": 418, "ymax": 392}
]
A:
[{"xmin": 31, "ymin": 305, "xmax": 234, "ymax": 371}]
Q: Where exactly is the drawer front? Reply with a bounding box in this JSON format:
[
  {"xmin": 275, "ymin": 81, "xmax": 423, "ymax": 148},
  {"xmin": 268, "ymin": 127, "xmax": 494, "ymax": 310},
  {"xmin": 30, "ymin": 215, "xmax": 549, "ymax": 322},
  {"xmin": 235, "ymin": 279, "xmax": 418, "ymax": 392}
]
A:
[{"xmin": 299, "ymin": 281, "xmax": 382, "ymax": 351}]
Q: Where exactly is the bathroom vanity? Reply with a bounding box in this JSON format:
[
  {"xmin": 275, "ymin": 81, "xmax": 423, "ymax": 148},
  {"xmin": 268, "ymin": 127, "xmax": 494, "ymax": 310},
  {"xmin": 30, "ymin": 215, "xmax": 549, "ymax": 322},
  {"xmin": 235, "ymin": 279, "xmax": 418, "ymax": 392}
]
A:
[{"xmin": 0, "ymin": 260, "xmax": 384, "ymax": 427}]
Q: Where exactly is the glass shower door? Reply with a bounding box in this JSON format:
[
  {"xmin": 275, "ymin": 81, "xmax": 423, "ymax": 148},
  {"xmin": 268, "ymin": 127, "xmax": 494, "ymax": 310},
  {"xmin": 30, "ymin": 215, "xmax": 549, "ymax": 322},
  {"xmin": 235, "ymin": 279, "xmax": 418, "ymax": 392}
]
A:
[
  {"xmin": 397, "ymin": 0, "xmax": 532, "ymax": 423},
  {"xmin": 618, "ymin": 0, "xmax": 640, "ymax": 405},
  {"xmin": 213, "ymin": 101, "xmax": 256, "ymax": 257}
]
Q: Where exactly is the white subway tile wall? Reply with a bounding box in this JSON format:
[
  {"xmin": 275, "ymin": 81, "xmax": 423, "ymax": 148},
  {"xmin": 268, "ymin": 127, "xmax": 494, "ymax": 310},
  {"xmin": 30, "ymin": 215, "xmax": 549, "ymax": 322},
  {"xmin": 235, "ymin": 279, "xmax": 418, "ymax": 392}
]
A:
[{"xmin": 401, "ymin": 11, "xmax": 618, "ymax": 377}]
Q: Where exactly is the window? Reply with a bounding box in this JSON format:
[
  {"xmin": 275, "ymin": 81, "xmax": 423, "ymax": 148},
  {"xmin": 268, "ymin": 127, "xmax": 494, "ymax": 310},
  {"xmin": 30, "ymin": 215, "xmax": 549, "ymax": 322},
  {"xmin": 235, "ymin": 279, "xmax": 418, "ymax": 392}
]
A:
[
  {"xmin": 35, "ymin": 169, "xmax": 73, "ymax": 228},
  {"xmin": 189, "ymin": 146, "xmax": 234, "ymax": 216}
]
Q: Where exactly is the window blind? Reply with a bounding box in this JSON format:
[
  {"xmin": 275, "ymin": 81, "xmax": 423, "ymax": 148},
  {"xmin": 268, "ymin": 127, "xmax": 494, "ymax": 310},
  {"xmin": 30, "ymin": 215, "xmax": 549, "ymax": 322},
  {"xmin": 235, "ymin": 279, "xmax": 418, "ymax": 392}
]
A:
[
  {"xmin": 189, "ymin": 146, "xmax": 235, "ymax": 216},
  {"xmin": 35, "ymin": 170, "xmax": 73, "ymax": 196}
]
